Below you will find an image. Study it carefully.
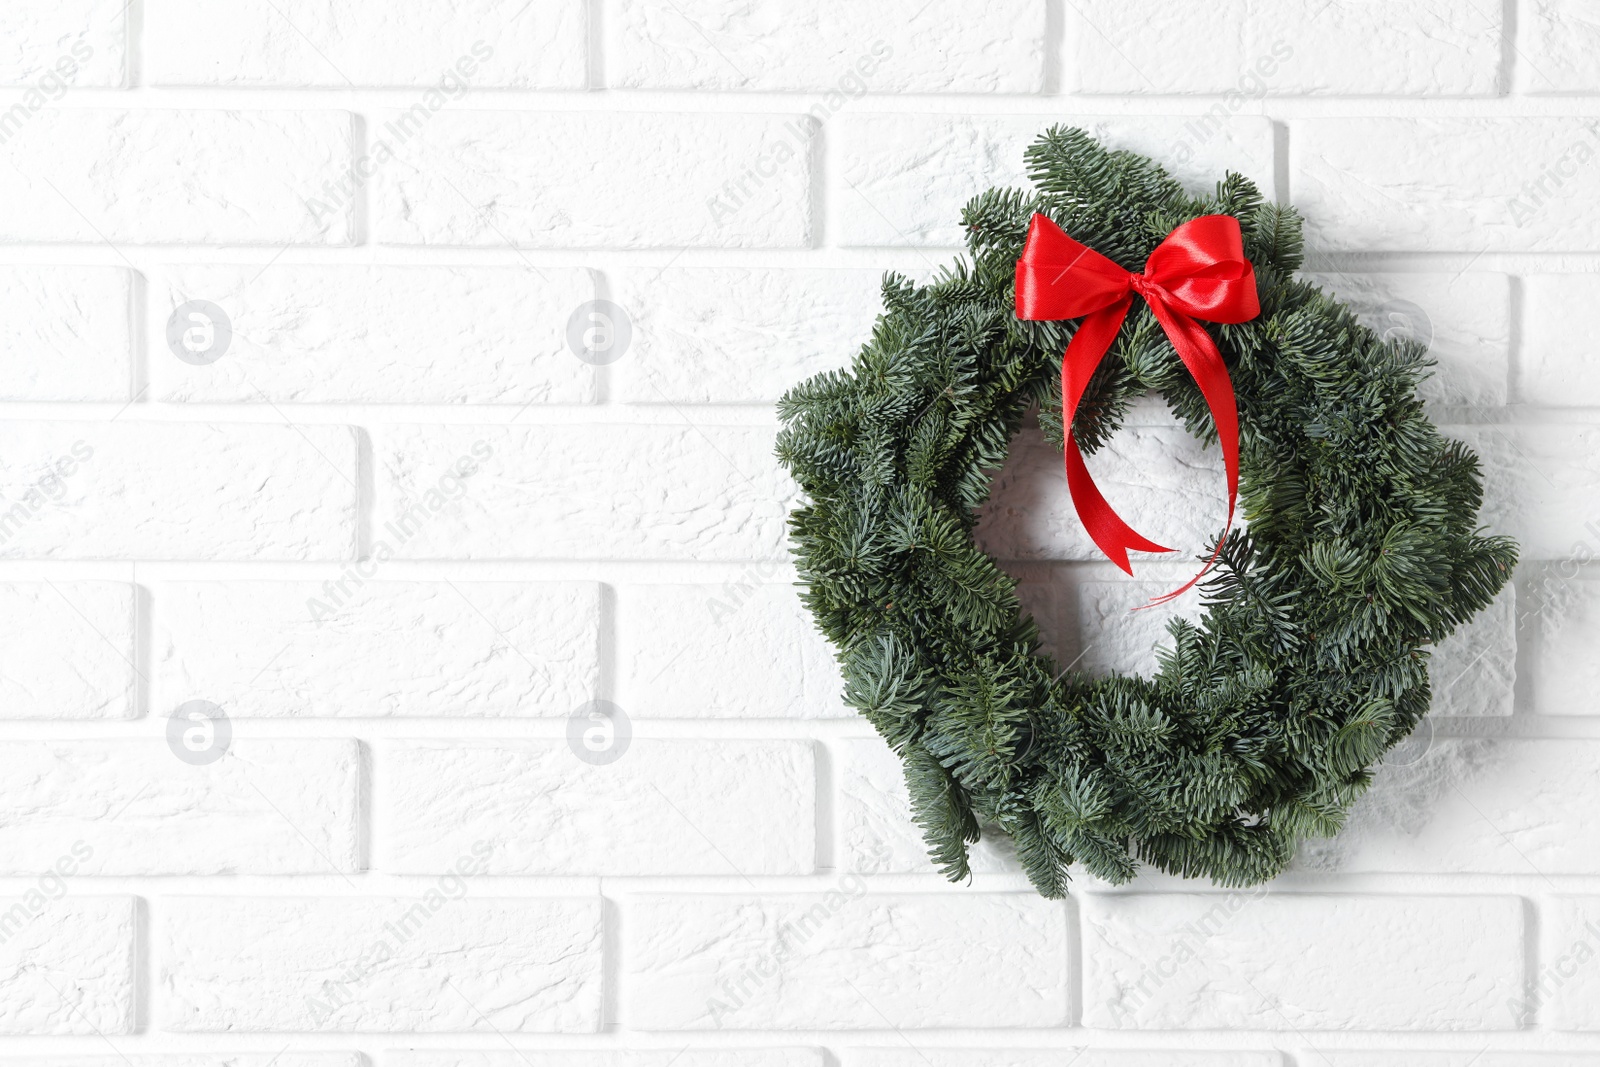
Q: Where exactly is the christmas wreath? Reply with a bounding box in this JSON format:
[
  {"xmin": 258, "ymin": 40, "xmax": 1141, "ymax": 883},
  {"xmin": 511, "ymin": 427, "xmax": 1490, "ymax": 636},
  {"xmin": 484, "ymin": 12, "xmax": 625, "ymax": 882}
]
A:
[{"xmin": 776, "ymin": 127, "xmax": 1515, "ymax": 897}]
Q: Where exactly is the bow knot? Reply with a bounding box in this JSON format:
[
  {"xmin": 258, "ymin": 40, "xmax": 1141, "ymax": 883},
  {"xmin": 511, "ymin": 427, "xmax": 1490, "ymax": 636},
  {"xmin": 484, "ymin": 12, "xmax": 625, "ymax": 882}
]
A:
[
  {"xmin": 1127, "ymin": 274, "xmax": 1164, "ymax": 301},
  {"xmin": 1014, "ymin": 212, "xmax": 1260, "ymax": 605}
]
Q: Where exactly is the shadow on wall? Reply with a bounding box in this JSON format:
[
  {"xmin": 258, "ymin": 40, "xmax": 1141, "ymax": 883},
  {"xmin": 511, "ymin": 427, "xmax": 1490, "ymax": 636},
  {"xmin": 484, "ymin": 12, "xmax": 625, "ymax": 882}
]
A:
[
  {"xmin": 968, "ymin": 403, "xmax": 1546, "ymax": 879},
  {"xmin": 1294, "ymin": 737, "xmax": 1499, "ymax": 872},
  {"xmin": 972, "ymin": 399, "xmax": 1227, "ymax": 677}
]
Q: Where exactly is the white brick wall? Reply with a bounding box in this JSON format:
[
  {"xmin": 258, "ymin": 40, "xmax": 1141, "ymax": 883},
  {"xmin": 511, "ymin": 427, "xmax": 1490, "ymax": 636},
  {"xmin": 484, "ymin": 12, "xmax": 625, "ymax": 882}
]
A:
[
  {"xmin": 157, "ymin": 895, "xmax": 604, "ymax": 1031},
  {"xmin": 153, "ymin": 579, "xmax": 601, "ymax": 716},
  {"xmin": 0, "ymin": 266, "xmax": 132, "ymax": 401},
  {"xmin": 149, "ymin": 264, "xmax": 597, "ymax": 404},
  {"xmin": 1, "ymin": 1, "xmax": 1597, "ymax": 1063},
  {"xmin": 1081, "ymin": 894, "xmax": 1524, "ymax": 1030},
  {"xmin": 145, "ymin": 1, "xmax": 586, "ymax": 88},
  {"xmin": 0, "ymin": 110, "xmax": 355, "ymax": 244}
]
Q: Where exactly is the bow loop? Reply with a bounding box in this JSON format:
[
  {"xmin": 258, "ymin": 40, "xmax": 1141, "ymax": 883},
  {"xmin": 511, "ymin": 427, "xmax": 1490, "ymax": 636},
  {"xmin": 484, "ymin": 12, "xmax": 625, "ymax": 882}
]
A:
[
  {"xmin": 1142, "ymin": 214, "xmax": 1259, "ymax": 324},
  {"xmin": 1014, "ymin": 217, "xmax": 1136, "ymax": 322},
  {"xmin": 1013, "ymin": 211, "xmax": 1260, "ymax": 605}
]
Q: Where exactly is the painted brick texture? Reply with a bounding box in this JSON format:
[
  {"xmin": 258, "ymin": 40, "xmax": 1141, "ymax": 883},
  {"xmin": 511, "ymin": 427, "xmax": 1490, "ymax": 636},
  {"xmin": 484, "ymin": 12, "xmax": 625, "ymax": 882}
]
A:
[{"xmin": 0, "ymin": 1, "xmax": 1592, "ymax": 1064}]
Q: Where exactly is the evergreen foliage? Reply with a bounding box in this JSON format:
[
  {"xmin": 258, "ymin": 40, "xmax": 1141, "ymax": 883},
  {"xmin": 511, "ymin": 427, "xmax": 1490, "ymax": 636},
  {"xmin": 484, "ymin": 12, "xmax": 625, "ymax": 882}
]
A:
[{"xmin": 775, "ymin": 127, "xmax": 1516, "ymax": 896}]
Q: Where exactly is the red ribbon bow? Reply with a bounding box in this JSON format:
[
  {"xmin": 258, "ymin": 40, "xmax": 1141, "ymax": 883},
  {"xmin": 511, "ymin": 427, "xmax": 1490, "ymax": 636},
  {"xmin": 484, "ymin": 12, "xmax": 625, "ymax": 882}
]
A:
[{"xmin": 1014, "ymin": 212, "xmax": 1260, "ymax": 604}]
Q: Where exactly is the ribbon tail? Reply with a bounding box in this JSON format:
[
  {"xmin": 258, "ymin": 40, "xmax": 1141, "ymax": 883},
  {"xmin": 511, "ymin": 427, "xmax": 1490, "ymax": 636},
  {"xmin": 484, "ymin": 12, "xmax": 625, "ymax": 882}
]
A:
[
  {"xmin": 1132, "ymin": 534, "xmax": 1228, "ymax": 610},
  {"xmin": 1138, "ymin": 300, "xmax": 1242, "ymax": 607},
  {"xmin": 1066, "ymin": 436, "xmax": 1172, "ymax": 574},
  {"xmin": 1059, "ymin": 299, "xmax": 1174, "ymax": 574}
]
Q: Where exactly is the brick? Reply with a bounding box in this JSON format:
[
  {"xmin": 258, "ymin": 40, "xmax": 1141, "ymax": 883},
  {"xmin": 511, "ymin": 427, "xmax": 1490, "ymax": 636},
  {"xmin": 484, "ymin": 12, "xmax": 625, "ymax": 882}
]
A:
[
  {"xmin": 0, "ymin": 423, "xmax": 357, "ymax": 560},
  {"xmin": 1011, "ymin": 560, "xmax": 1079, "ymax": 668},
  {"xmin": 843, "ymin": 1052, "xmax": 1284, "ymax": 1067},
  {"xmin": 623, "ymin": 893, "xmax": 1069, "ymax": 1029},
  {"xmin": 1, "ymin": 1059, "xmax": 360, "ymax": 1067},
  {"xmin": 1081, "ymin": 893, "xmax": 1522, "ymax": 1029},
  {"xmin": 374, "ymin": 111, "xmax": 810, "ymax": 248},
  {"xmin": 1521, "ymin": 274, "xmax": 1600, "ymax": 407},
  {"xmin": 1458, "ymin": 423, "xmax": 1600, "ymax": 563},
  {"xmin": 150, "ymin": 264, "xmax": 595, "ymax": 404},
  {"xmin": 835, "ymin": 115, "xmax": 1274, "ymax": 247},
  {"xmin": 1072, "ymin": 0, "xmax": 1499, "ymax": 95},
  {"xmin": 1538, "ymin": 897, "xmax": 1600, "ymax": 1029},
  {"xmin": 0, "ymin": 0, "xmax": 125, "ymax": 86},
  {"xmin": 608, "ymin": 0, "xmax": 1044, "ymax": 92},
  {"xmin": 837, "ymin": 737, "xmax": 1016, "ymax": 876},
  {"xmin": 0, "ymin": 582, "xmax": 133, "ymax": 719},
  {"xmin": 1317, "ymin": 1056, "xmax": 1600, "ymax": 1066},
  {"xmin": 379, "ymin": 739, "xmax": 816, "ymax": 875},
  {"xmin": 372, "ymin": 424, "xmax": 795, "ymax": 560},
  {"xmin": 615, "ymin": 582, "xmax": 848, "ymax": 718},
  {"xmin": 0, "ymin": 110, "xmax": 352, "ymax": 244},
  {"xmin": 1303, "ymin": 271, "xmax": 1510, "ymax": 409},
  {"xmin": 0, "ymin": 266, "xmax": 131, "ymax": 401},
  {"xmin": 0, "ymin": 897, "xmax": 133, "ymax": 1034},
  {"xmin": 1429, "ymin": 582, "xmax": 1516, "ymax": 716},
  {"xmin": 0, "ymin": 740, "xmax": 358, "ymax": 875},
  {"xmin": 154, "ymin": 580, "xmax": 598, "ymax": 717},
  {"xmin": 1075, "ymin": 576, "xmax": 1195, "ymax": 680},
  {"xmin": 985, "ymin": 423, "xmax": 1526, "ymax": 574},
  {"xmin": 1522, "ymin": 0, "xmax": 1600, "ymax": 93},
  {"xmin": 610, "ymin": 267, "xmax": 882, "ymax": 404},
  {"xmin": 158, "ymin": 896, "xmax": 602, "ymax": 1032},
  {"xmin": 1074, "ymin": 578, "xmax": 1513, "ymax": 716},
  {"xmin": 975, "ymin": 422, "xmax": 1229, "ymax": 564},
  {"xmin": 1293, "ymin": 118, "xmax": 1600, "ymax": 252},
  {"xmin": 147, "ymin": 0, "xmax": 583, "ymax": 87},
  {"xmin": 386, "ymin": 1053, "xmax": 822, "ymax": 1067},
  {"xmin": 1534, "ymin": 576, "xmax": 1600, "ymax": 716},
  {"xmin": 1298, "ymin": 739, "xmax": 1600, "ymax": 874}
]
